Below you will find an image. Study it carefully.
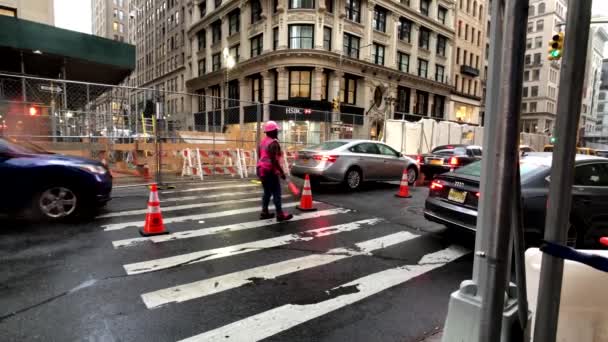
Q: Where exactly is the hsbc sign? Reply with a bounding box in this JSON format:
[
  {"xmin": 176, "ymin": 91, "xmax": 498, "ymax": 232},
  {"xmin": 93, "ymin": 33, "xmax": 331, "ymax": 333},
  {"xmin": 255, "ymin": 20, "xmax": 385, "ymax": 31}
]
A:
[{"xmin": 285, "ymin": 107, "xmax": 312, "ymax": 115}]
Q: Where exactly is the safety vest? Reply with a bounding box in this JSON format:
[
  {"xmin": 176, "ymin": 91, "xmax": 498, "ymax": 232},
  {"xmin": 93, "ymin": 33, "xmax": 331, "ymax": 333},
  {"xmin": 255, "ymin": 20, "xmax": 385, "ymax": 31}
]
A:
[{"xmin": 257, "ymin": 136, "xmax": 282, "ymax": 177}]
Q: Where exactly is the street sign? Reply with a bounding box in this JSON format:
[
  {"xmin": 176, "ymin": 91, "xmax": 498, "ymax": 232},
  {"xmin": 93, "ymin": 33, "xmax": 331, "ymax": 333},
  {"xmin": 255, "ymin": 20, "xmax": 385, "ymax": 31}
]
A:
[{"xmin": 39, "ymin": 84, "xmax": 63, "ymax": 93}]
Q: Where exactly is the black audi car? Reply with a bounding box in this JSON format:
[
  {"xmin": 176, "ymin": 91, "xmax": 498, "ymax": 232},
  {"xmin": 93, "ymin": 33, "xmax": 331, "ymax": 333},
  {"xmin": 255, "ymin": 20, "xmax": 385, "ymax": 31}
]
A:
[{"xmin": 424, "ymin": 153, "xmax": 608, "ymax": 248}]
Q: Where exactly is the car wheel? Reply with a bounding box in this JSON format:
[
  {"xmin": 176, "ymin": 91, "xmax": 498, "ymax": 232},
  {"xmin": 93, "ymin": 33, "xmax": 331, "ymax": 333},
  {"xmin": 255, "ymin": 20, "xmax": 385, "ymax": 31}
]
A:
[
  {"xmin": 344, "ymin": 168, "xmax": 362, "ymax": 191},
  {"xmin": 31, "ymin": 185, "xmax": 83, "ymax": 221},
  {"xmin": 407, "ymin": 166, "xmax": 418, "ymax": 185}
]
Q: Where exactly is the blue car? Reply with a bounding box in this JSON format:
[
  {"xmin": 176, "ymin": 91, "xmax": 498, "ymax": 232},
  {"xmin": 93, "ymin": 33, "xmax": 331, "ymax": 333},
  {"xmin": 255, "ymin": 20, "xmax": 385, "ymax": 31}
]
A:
[{"xmin": 0, "ymin": 138, "xmax": 112, "ymax": 221}]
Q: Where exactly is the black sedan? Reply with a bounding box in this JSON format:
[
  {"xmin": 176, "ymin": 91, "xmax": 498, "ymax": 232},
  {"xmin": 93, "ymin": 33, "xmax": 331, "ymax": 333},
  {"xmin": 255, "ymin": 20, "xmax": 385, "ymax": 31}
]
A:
[
  {"xmin": 424, "ymin": 153, "xmax": 608, "ymax": 248},
  {"xmin": 419, "ymin": 144, "xmax": 482, "ymax": 180},
  {"xmin": 0, "ymin": 138, "xmax": 112, "ymax": 221}
]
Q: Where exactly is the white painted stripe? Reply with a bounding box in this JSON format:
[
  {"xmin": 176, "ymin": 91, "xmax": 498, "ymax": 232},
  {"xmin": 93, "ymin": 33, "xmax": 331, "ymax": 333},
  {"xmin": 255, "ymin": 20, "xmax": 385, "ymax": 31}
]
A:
[
  {"xmin": 161, "ymin": 183, "xmax": 257, "ymax": 194},
  {"xmin": 102, "ymin": 202, "xmax": 300, "ymax": 231},
  {"xmin": 162, "ymin": 190, "xmax": 260, "ymax": 203},
  {"xmin": 112, "ymin": 208, "xmax": 350, "ymax": 249},
  {"xmin": 97, "ymin": 195, "xmax": 289, "ymax": 219},
  {"xmin": 141, "ymin": 231, "xmax": 418, "ymax": 309},
  {"xmin": 178, "ymin": 245, "xmax": 469, "ymax": 342},
  {"xmin": 123, "ymin": 218, "xmax": 382, "ymax": 275}
]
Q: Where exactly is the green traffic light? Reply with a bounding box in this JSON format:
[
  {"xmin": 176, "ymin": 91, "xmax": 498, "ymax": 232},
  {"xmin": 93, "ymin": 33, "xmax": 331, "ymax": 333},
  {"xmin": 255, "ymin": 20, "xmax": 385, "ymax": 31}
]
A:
[
  {"xmin": 550, "ymin": 50, "xmax": 561, "ymax": 58},
  {"xmin": 550, "ymin": 137, "xmax": 556, "ymax": 143}
]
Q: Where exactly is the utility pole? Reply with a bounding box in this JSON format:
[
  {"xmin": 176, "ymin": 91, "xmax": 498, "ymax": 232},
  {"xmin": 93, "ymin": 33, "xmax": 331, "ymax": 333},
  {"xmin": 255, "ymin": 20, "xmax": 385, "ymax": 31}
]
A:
[{"xmin": 533, "ymin": 1, "xmax": 593, "ymax": 341}]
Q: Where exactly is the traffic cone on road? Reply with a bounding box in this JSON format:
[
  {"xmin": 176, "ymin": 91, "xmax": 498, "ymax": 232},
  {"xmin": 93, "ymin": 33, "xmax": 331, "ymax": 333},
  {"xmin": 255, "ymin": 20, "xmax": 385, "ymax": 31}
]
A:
[
  {"xmin": 140, "ymin": 183, "xmax": 169, "ymax": 236},
  {"xmin": 297, "ymin": 174, "xmax": 317, "ymax": 211},
  {"xmin": 395, "ymin": 169, "xmax": 412, "ymax": 198}
]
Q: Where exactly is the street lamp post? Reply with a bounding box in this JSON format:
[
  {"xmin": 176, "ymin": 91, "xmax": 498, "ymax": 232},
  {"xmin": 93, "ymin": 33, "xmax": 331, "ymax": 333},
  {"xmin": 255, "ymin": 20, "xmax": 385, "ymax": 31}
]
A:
[{"xmin": 223, "ymin": 47, "xmax": 236, "ymax": 131}]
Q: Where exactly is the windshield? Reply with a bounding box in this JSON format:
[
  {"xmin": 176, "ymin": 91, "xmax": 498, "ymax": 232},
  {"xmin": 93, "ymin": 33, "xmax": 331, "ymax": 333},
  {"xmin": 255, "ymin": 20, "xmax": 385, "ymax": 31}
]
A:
[
  {"xmin": 432, "ymin": 146, "xmax": 467, "ymax": 156},
  {"xmin": 454, "ymin": 160, "xmax": 549, "ymax": 181},
  {"xmin": 307, "ymin": 141, "xmax": 348, "ymax": 151},
  {"xmin": 0, "ymin": 138, "xmax": 49, "ymax": 155}
]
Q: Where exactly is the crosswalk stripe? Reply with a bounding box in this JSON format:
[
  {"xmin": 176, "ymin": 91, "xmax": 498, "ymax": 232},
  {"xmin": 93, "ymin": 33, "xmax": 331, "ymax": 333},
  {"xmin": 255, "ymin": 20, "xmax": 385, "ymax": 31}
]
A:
[
  {"xmin": 102, "ymin": 202, "xmax": 300, "ymax": 231},
  {"xmin": 97, "ymin": 195, "xmax": 289, "ymax": 219},
  {"xmin": 162, "ymin": 190, "xmax": 260, "ymax": 203},
  {"xmin": 178, "ymin": 245, "xmax": 469, "ymax": 342},
  {"xmin": 161, "ymin": 183, "xmax": 257, "ymax": 194},
  {"xmin": 112, "ymin": 208, "xmax": 351, "ymax": 249},
  {"xmin": 123, "ymin": 218, "xmax": 382, "ymax": 275},
  {"xmin": 140, "ymin": 231, "xmax": 419, "ymax": 309}
]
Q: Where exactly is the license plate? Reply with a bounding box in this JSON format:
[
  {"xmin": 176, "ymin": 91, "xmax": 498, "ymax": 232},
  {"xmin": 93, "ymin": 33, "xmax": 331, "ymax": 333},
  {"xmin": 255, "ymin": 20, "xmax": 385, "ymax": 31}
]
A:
[
  {"xmin": 448, "ymin": 188, "xmax": 467, "ymax": 203},
  {"xmin": 301, "ymin": 158, "xmax": 310, "ymax": 164},
  {"xmin": 430, "ymin": 159, "xmax": 444, "ymax": 166}
]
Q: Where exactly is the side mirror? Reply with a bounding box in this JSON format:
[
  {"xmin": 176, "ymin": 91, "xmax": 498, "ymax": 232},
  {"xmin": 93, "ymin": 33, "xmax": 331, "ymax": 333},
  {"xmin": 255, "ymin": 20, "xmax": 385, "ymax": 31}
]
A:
[{"xmin": 399, "ymin": 152, "xmax": 404, "ymax": 158}]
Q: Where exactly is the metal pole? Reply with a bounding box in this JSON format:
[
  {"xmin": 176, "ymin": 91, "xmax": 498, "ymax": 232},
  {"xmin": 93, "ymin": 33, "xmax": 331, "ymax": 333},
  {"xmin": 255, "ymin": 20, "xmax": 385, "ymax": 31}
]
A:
[
  {"xmin": 478, "ymin": 0, "xmax": 528, "ymax": 339},
  {"xmin": 533, "ymin": 1, "xmax": 593, "ymax": 341},
  {"xmin": 256, "ymin": 102, "xmax": 262, "ymax": 159}
]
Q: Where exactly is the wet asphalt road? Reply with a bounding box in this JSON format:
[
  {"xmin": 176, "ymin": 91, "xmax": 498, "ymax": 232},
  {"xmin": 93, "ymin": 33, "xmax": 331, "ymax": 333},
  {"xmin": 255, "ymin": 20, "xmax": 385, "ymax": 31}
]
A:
[{"xmin": 0, "ymin": 179, "xmax": 474, "ymax": 342}]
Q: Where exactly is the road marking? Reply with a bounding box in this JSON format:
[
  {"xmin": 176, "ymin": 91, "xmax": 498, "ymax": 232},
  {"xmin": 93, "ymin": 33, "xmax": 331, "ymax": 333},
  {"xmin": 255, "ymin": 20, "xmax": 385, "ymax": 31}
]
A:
[
  {"xmin": 161, "ymin": 183, "xmax": 258, "ymax": 194},
  {"xmin": 123, "ymin": 218, "xmax": 381, "ymax": 275},
  {"xmin": 162, "ymin": 190, "xmax": 260, "ymax": 202},
  {"xmin": 178, "ymin": 245, "xmax": 469, "ymax": 342},
  {"xmin": 97, "ymin": 195, "xmax": 289, "ymax": 219},
  {"xmin": 141, "ymin": 231, "xmax": 419, "ymax": 309},
  {"xmin": 112, "ymin": 208, "xmax": 351, "ymax": 249},
  {"xmin": 102, "ymin": 202, "xmax": 300, "ymax": 231}
]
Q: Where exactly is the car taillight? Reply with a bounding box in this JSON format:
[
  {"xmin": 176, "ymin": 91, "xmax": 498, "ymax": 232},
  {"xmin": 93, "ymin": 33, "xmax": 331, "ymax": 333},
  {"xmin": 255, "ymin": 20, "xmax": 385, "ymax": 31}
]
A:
[
  {"xmin": 449, "ymin": 157, "xmax": 459, "ymax": 166},
  {"xmin": 313, "ymin": 155, "xmax": 339, "ymax": 163},
  {"xmin": 430, "ymin": 181, "xmax": 444, "ymax": 190},
  {"xmin": 476, "ymin": 192, "xmax": 480, "ymax": 198},
  {"xmin": 416, "ymin": 155, "xmax": 423, "ymax": 164}
]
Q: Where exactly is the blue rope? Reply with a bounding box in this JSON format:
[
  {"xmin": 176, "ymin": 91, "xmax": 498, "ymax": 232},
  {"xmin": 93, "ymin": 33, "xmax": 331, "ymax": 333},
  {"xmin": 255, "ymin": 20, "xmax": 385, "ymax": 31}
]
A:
[{"xmin": 540, "ymin": 241, "xmax": 608, "ymax": 273}]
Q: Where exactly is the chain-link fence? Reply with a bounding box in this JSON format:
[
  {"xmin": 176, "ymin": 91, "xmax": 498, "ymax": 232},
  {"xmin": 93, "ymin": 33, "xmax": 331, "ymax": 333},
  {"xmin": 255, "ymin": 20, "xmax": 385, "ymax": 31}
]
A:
[{"xmin": 0, "ymin": 73, "xmax": 373, "ymax": 187}]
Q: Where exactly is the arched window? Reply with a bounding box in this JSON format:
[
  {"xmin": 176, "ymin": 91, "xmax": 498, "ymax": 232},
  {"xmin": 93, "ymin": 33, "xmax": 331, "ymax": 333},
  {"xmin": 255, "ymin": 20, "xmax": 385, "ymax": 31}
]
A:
[
  {"xmin": 538, "ymin": 2, "xmax": 545, "ymax": 14},
  {"xmin": 479, "ymin": 5, "xmax": 483, "ymax": 19},
  {"xmin": 473, "ymin": 1, "xmax": 477, "ymax": 16},
  {"xmin": 529, "ymin": 5, "xmax": 535, "ymax": 16}
]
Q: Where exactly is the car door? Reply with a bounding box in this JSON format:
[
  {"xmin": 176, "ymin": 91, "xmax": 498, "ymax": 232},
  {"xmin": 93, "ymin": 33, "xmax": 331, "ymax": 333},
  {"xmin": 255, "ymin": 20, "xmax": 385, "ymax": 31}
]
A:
[
  {"xmin": 0, "ymin": 149, "xmax": 19, "ymax": 211},
  {"xmin": 571, "ymin": 162, "xmax": 608, "ymax": 245},
  {"xmin": 349, "ymin": 143, "xmax": 383, "ymax": 180},
  {"xmin": 376, "ymin": 143, "xmax": 405, "ymax": 180}
]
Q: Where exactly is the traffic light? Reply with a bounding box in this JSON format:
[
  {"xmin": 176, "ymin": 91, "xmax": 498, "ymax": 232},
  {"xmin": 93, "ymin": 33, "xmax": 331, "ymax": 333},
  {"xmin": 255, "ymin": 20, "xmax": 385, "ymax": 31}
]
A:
[
  {"xmin": 548, "ymin": 32, "xmax": 564, "ymax": 60},
  {"xmin": 29, "ymin": 106, "xmax": 38, "ymax": 116},
  {"xmin": 550, "ymin": 136, "xmax": 556, "ymax": 144}
]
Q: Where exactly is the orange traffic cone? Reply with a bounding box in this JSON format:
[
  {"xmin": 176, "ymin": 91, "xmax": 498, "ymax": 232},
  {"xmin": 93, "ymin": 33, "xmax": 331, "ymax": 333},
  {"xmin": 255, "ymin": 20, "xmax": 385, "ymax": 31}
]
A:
[
  {"xmin": 297, "ymin": 174, "xmax": 317, "ymax": 211},
  {"xmin": 140, "ymin": 183, "xmax": 169, "ymax": 236},
  {"xmin": 395, "ymin": 169, "xmax": 412, "ymax": 198}
]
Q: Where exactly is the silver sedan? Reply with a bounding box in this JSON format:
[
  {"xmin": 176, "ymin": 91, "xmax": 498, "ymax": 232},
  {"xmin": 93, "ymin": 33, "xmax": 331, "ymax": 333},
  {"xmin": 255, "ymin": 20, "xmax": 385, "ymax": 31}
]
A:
[{"xmin": 290, "ymin": 139, "xmax": 419, "ymax": 190}]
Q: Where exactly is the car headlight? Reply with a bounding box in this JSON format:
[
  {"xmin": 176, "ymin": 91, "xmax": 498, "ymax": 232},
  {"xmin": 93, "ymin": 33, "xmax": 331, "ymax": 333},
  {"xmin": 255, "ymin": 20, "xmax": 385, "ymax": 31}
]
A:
[{"xmin": 77, "ymin": 164, "xmax": 108, "ymax": 174}]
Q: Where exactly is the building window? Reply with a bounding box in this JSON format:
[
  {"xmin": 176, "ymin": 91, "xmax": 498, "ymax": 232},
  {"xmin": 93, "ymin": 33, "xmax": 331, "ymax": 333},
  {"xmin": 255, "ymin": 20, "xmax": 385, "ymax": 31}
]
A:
[
  {"xmin": 323, "ymin": 27, "xmax": 332, "ymax": 50},
  {"xmin": 212, "ymin": 53, "xmax": 221, "ymax": 71},
  {"xmin": 289, "ymin": 24, "xmax": 314, "ymax": 48},
  {"xmin": 273, "ymin": 27, "xmax": 279, "ymax": 50},
  {"xmin": 290, "ymin": 0, "xmax": 314, "ymax": 9},
  {"xmin": 373, "ymin": 6, "xmax": 387, "ymax": 32},
  {"xmin": 525, "ymin": 54, "xmax": 531, "ymax": 64},
  {"xmin": 197, "ymin": 90, "xmax": 206, "ymax": 113},
  {"xmin": 211, "ymin": 85, "xmax": 221, "ymax": 109},
  {"xmin": 415, "ymin": 90, "xmax": 428, "ymax": 115},
  {"xmin": 420, "ymin": 0, "xmax": 430, "ymax": 16},
  {"xmin": 251, "ymin": 0, "xmax": 262, "ymax": 23},
  {"xmin": 533, "ymin": 53, "xmax": 541, "ymax": 64},
  {"xmin": 533, "ymin": 69, "xmax": 540, "ymax": 80},
  {"xmin": 250, "ymin": 34, "xmax": 263, "ymax": 57},
  {"xmin": 199, "ymin": 0, "xmax": 206, "ymax": 17},
  {"xmin": 523, "ymin": 87, "xmax": 528, "ymax": 97},
  {"xmin": 433, "ymin": 95, "xmax": 445, "ymax": 119},
  {"xmin": 228, "ymin": 80, "xmax": 240, "ymax": 106},
  {"xmin": 536, "ymin": 20, "xmax": 543, "ymax": 31},
  {"xmin": 419, "ymin": 27, "xmax": 430, "ymax": 50},
  {"xmin": 345, "ymin": 0, "xmax": 361, "ymax": 23},
  {"xmin": 211, "ymin": 20, "xmax": 221, "ymax": 44},
  {"xmin": 198, "ymin": 59, "xmax": 206, "ymax": 75},
  {"xmin": 372, "ymin": 44, "xmax": 385, "ymax": 65},
  {"xmin": 473, "ymin": 1, "xmax": 477, "ymax": 16},
  {"xmin": 119, "ymin": 23, "xmax": 124, "ymax": 33},
  {"xmin": 113, "ymin": 9, "xmax": 118, "ymax": 18},
  {"xmin": 397, "ymin": 52, "xmax": 409, "ymax": 72},
  {"xmin": 396, "ymin": 86, "xmax": 410, "ymax": 114},
  {"xmin": 599, "ymin": 92, "xmax": 606, "ymax": 100},
  {"xmin": 524, "ymin": 70, "xmax": 530, "ymax": 81},
  {"xmin": 228, "ymin": 10, "xmax": 240, "ymax": 35},
  {"xmin": 538, "ymin": 2, "xmax": 545, "ymax": 14},
  {"xmin": 531, "ymin": 86, "xmax": 539, "ymax": 97},
  {"xmin": 215, "ymin": 0, "xmax": 222, "ymax": 9},
  {"xmin": 326, "ymin": 0, "xmax": 333, "ymax": 13},
  {"xmin": 274, "ymin": 0, "xmax": 279, "ymax": 12},
  {"xmin": 398, "ymin": 18, "xmax": 412, "ymax": 43},
  {"xmin": 401, "ymin": 0, "xmax": 410, "ymax": 5},
  {"xmin": 252, "ymin": 77, "xmax": 264, "ymax": 102},
  {"xmin": 197, "ymin": 29, "xmax": 206, "ymax": 50},
  {"xmin": 530, "ymin": 102, "xmax": 537, "ymax": 112},
  {"xmin": 321, "ymin": 72, "xmax": 329, "ymax": 100},
  {"xmin": 230, "ymin": 45, "xmax": 240, "ymax": 62},
  {"xmin": 340, "ymin": 75, "xmax": 357, "ymax": 105},
  {"xmin": 456, "ymin": 47, "xmax": 460, "ymax": 64},
  {"xmin": 529, "ymin": 5, "xmax": 535, "ymax": 16},
  {"xmin": 521, "ymin": 102, "xmax": 527, "ymax": 113},
  {"xmin": 418, "ymin": 58, "xmax": 428, "ymax": 78},
  {"xmin": 436, "ymin": 35, "xmax": 447, "ymax": 57},
  {"xmin": 289, "ymin": 70, "xmax": 312, "ymax": 99},
  {"xmin": 527, "ymin": 22, "xmax": 533, "ymax": 33},
  {"xmin": 438, "ymin": 6, "xmax": 447, "ymax": 24},
  {"xmin": 435, "ymin": 64, "xmax": 445, "ymax": 82},
  {"xmin": 113, "ymin": 22, "xmax": 118, "ymax": 31},
  {"xmin": 343, "ymin": 33, "xmax": 360, "ymax": 58},
  {"xmin": 0, "ymin": 6, "xmax": 17, "ymax": 17}
]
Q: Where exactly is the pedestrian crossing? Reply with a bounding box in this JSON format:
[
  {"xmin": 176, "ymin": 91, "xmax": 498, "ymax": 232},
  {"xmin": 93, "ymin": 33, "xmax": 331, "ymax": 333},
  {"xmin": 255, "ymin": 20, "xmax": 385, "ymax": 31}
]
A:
[{"xmin": 101, "ymin": 180, "xmax": 470, "ymax": 341}]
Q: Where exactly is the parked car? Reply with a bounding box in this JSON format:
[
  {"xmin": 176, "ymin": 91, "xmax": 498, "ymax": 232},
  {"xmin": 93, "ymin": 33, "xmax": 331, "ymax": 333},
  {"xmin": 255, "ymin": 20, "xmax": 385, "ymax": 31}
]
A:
[
  {"xmin": 423, "ymin": 152, "xmax": 608, "ymax": 248},
  {"xmin": 596, "ymin": 150, "xmax": 608, "ymax": 158},
  {"xmin": 290, "ymin": 139, "xmax": 419, "ymax": 190},
  {"xmin": 0, "ymin": 138, "xmax": 112, "ymax": 221},
  {"xmin": 543, "ymin": 145, "xmax": 598, "ymax": 155},
  {"xmin": 519, "ymin": 145, "xmax": 536, "ymax": 153},
  {"xmin": 418, "ymin": 144, "xmax": 483, "ymax": 180}
]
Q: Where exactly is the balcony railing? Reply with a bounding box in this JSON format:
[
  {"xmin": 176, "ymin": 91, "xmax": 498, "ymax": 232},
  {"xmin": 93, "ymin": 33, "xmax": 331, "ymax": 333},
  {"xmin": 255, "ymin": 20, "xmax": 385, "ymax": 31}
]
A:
[{"xmin": 460, "ymin": 65, "xmax": 480, "ymax": 77}]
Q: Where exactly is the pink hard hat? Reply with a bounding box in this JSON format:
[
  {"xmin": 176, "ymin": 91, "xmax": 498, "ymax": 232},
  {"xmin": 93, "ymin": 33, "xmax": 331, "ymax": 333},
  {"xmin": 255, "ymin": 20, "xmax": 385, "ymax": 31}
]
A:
[{"xmin": 264, "ymin": 120, "xmax": 281, "ymax": 132}]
